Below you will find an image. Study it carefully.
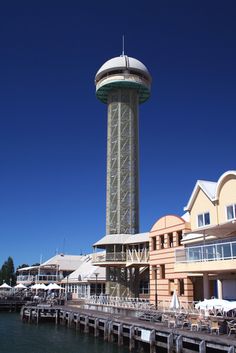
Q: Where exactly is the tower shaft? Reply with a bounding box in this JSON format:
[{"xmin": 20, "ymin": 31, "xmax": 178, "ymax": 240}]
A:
[{"xmin": 106, "ymin": 88, "xmax": 139, "ymax": 235}]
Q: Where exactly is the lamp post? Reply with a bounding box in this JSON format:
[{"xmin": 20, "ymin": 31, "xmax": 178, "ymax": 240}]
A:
[
  {"xmin": 66, "ymin": 276, "xmax": 69, "ymax": 302},
  {"xmin": 94, "ymin": 272, "xmax": 99, "ymax": 300},
  {"xmin": 155, "ymin": 267, "xmax": 158, "ymax": 310}
]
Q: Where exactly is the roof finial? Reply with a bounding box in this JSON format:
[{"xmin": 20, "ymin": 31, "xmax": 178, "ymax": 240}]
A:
[{"xmin": 122, "ymin": 35, "xmax": 125, "ymax": 56}]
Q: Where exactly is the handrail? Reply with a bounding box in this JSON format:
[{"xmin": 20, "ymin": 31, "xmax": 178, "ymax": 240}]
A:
[
  {"xmin": 92, "ymin": 250, "xmax": 149, "ymax": 264},
  {"xmin": 175, "ymin": 240, "xmax": 236, "ymax": 263}
]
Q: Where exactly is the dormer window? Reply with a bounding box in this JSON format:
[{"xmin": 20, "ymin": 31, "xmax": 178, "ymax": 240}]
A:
[
  {"xmin": 226, "ymin": 204, "xmax": 236, "ymax": 220},
  {"xmin": 197, "ymin": 212, "xmax": 210, "ymax": 227}
]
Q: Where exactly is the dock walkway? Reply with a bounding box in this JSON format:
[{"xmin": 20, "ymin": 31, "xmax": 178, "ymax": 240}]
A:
[{"xmin": 21, "ymin": 304, "xmax": 236, "ymax": 353}]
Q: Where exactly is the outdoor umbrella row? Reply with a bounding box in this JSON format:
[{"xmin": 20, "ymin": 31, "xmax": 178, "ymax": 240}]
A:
[
  {"xmin": 0, "ymin": 282, "xmax": 64, "ymax": 290},
  {"xmin": 31, "ymin": 283, "xmax": 64, "ymax": 290},
  {"xmin": 195, "ymin": 298, "xmax": 236, "ymax": 313}
]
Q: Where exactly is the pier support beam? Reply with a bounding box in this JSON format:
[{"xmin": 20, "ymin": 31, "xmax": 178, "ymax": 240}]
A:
[
  {"xmin": 176, "ymin": 335, "xmax": 183, "ymax": 353},
  {"xmin": 84, "ymin": 316, "xmax": 89, "ymax": 333},
  {"xmin": 228, "ymin": 346, "xmax": 234, "ymax": 353},
  {"xmin": 199, "ymin": 340, "xmax": 206, "ymax": 353},
  {"xmin": 108, "ymin": 321, "xmax": 113, "ymax": 342},
  {"xmin": 55, "ymin": 309, "xmax": 60, "ymax": 325},
  {"xmin": 75, "ymin": 315, "xmax": 80, "ymax": 331},
  {"xmin": 167, "ymin": 333, "xmax": 173, "ymax": 353},
  {"xmin": 117, "ymin": 324, "xmax": 123, "ymax": 346},
  {"xmin": 94, "ymin": 318, "xmax": 99, "ymax": 337},
  {"xmin": 36, "ymin": 309, "xmax": 41, "ymax": 324},
  {"xmin": 129, "ymin": 325, "xmax": 135, "ymax": 351},
  {"xmin": 150, "ymin": 329, "xmax": 156, "ymax": 353},
  {"xmin": 68, "ymin": 312, "xmax": 73, "ymax": 327},
  {"xmin": 28, "ymin": 308, "xmax": 33, "ymax": 323},
  {"xmin": 104, "ymin": 320, "xmax": 109, "ymax": 341}
]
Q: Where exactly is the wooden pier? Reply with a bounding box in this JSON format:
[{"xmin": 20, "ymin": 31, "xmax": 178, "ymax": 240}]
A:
[
  {"xmin": 21, "ymin": 305, "xmax": 236, "ymax": 353},
  {"xmin": 0, "ymin": 299, "xmax": 26, "ymax": 312}
]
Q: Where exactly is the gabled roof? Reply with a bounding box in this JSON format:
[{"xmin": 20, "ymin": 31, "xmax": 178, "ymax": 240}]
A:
[
  {"xmin": 124, "ymin": 232, "xmax": 149, "ymax": 244},
  {"xmin": 41, "ymin": 254, "xmax": 86, "ymax": 271},
  {"xmin": 185, "ymin": 170, "xmax": 236, "ymax": 212},
  {"xmin": 93, "ymin": 232, "xmax": 149, "ymax": 247},
  {"xmin": 215, "ymin": 170, "xmax": 236, "ymax": 199},
  {"xmin": 61, "ymin": 254, "xmax": 106, "ymax": 283},
  {"xmin": 17, "ymin": 254, "xmax": 86, "ymax": 273},
  {"xmin": 17, "ymin": 265, "xmax": 39, "ymax": 272},
  {"xmin": 184, "ymin": 180, "xmax": 217, "ymax": 211}
]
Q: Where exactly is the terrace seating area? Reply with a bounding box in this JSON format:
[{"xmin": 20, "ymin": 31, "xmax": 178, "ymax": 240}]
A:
[{"xmin": 138, "ymin": 309, "xmax": 236, "ymax": 336}]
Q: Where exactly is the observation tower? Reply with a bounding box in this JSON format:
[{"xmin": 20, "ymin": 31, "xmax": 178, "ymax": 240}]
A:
[
  {"xmin": 95, "ymin": 54, "xmax": 152, "ymax": 235},
  {"xmin": 94, "ymin": 53, "xmax": 151, "ymax": 296}
]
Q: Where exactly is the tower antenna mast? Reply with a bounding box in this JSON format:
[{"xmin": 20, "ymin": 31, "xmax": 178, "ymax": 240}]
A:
[{"xmin": 122, "ymin": 35, "xmax": 125, "ymax": 56}]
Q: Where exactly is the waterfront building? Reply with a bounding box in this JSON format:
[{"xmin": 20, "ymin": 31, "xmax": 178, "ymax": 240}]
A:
[
  {"xmin": 93, "ymin": 53, "xmax": 152, "ymax": 296},
  {"xmin": 149, "ymin": 214, "xmax": 194, "ymax": 307},
  {"xmin": 92, "ymin": 233, "xmax": 149, "ymax": 298},
  {"xmin": 16, "ymin": 254, "xmax": 86, "ymax": 286},
  {"xmin": 61, "ymin": 254, "xmax": 106, "ymax": 299},
  {"xmin": 175, "ymin": 170, "xmax": 236, "ymax": 300}
]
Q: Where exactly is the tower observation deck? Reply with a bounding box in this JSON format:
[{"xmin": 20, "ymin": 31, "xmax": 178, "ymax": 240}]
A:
[{"xmin": 95, "ymin": 55, "xmax": 152, "ymax": 235}]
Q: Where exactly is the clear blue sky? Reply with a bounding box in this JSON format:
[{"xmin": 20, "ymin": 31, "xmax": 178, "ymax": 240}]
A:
[{"xmin": 0, "ymin": 1, "xmax": 236, "ymax": 268}]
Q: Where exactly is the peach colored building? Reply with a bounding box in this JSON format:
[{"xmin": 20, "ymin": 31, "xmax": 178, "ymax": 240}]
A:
[
  {"xmin": 149, "ymin": 214, "xmax": 194, "ymax": 307},
  {"xmin": 175, "ymin": 170, "xmax": 236, "ymax": 300}
]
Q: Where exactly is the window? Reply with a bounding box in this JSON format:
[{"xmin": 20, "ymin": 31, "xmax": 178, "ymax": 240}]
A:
[
  {"xmin": 151, "ymin": 236, "xmax": 156, "ymax": 251},
  {"xmin": 197, "ymin": 212, "xmax": 210, "ymax": 227},
  {"xmin": 177, "ymin": 231, "xmax": 183, "ymax": 246},
  {"xmin": 160, "ymin": 264, "xmax": 165, "ymax": 279},
  {"xmin": 226, "ymin": 204, "xmax": 236, "ymax": 220},
  {"xmin": 139, "ymin": 280, "xmax": 149, "ymax": 294},
  {"xmin": 169, "ymin": 279, "xmax": 175, "ymax": 295},
  {"xmin": 179, "ymin": 279, "xmax": 184, "ymax": 295},
  {"xmin": 160, "ymin": 235, "xmax": 164, "ymax": 249},
  {"xmin": 168, "ymin": 233, "xmax": 173, "ymax": 247}
]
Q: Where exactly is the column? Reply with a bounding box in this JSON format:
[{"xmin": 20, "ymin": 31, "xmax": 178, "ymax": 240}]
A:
[
  {"xmin": 217, "ymin": 279, "xmax": 223, "ymax": 299},
  {"xmin": 203, "ymin": 273, "xmax": 210, "ymax": 299}
]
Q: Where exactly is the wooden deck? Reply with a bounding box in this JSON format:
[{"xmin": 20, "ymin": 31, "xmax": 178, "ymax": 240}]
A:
[
  {"xmin": 20, "ymin": 304, "xmax": 236, "ymax": 353},
  {"xmin": 0, "ymin": 299, "xmax": 26, "ymax": 311}
]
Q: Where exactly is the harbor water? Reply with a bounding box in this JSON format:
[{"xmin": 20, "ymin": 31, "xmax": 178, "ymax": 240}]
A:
[{"xmin": 0, "ymin": 312, "xmax": 129, "ymax": 353}]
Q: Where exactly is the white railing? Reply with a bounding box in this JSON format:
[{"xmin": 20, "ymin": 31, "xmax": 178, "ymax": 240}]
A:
[
  {"xmin": 86, "ymin": 295, "xmax": 152, "ymax": 310},
  {"xmin": 17, "ymin": 274, "xmax": 61, "ymax": 283},
  {"xmin": 92, "ymin": 252, "xmax": 126, "ymax": 263},
  {"xmin": 97, "ymin": 73, "xmax": 151, "ymax": 91},
  {"xmin": 92, "ymin": 249, "xmax": 149, "ymax": 264},
  {"xmin": 17, "ymin": 275, "xmax": 35, "ymax": 283},
  {"xmin": 126, "ymin": 248, "xmax": 149, "ymax": 264},
  {"xmin": 36, "ymin": 274, "xmax": 60, "ymax": 282},
  {"xmin": 175, "ymin": 240, "xmax": 236, "ymax": 264}
]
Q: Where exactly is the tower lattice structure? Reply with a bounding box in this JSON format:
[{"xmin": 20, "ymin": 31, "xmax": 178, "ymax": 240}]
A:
[{"xmin": 95, "ymin": 54, "xmax": 152, "ymax": 296}]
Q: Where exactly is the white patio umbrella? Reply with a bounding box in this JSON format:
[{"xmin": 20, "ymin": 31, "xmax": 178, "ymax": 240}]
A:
[
  {"xmin": 31, "ymin": 283, "xmax": 41, "ymax": 289},
  {"xmin": 0, "ymin": 283, "xmax": 12, "ymax": 289},
  {"xmin": 195, "ymin": 298, "xmax": 229, "ymax": 310},
  {"xmin": 170, "ymin": 290, "xmax": 180, "ymax": 310},
  {"xmin": 223, "ymin": 301, "xmax": 236, "ymax": 313},
  {"xmin": 14, "ymin": 283, "xmax": 27, "ymax": 289},
  {"xmin": 38, "ymin": 283, "xmax": 47, "ymax": 290},
  {"xmin": 46, "ymin": 283, "xmax": 63, "ymax": 290}
]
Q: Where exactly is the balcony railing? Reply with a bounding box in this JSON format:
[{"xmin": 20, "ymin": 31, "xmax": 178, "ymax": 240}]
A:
[
  {"xmin": 175, "ymin": 240, "xmax": 236, "ymax": 264},
  {"xmin": 17, "ymin": 274, "xmax": 61, "ymax": 284},
  {"xmin": 17, "ymin": 275, "xmax": 35, "ymax": 283},
  {"xmin": 126, "ymin": 248, "xmax": 149, "ymax": 264},
  {"xmin": 36, "ymin": 274, "xmax": 60, "ymax": 282},
  {"xmin": 92, "ymin": 249, "xmax": 149, "ymax": 264},
  {"xmin": 92, "ymin": 252, "xmax": 126, "ymax": 263}
]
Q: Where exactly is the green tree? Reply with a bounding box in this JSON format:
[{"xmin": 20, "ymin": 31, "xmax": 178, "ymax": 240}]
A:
[
  {"xmin": 16, "ymin": 263, "xmax": 29, "ymax": 270},
  {"xmin": 0, "ymin": 257, "xmax": 16, "ymax": 286},
  {"xmin": 31, "ymin": 263, "xmax": 40, "ymax": 267}
]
